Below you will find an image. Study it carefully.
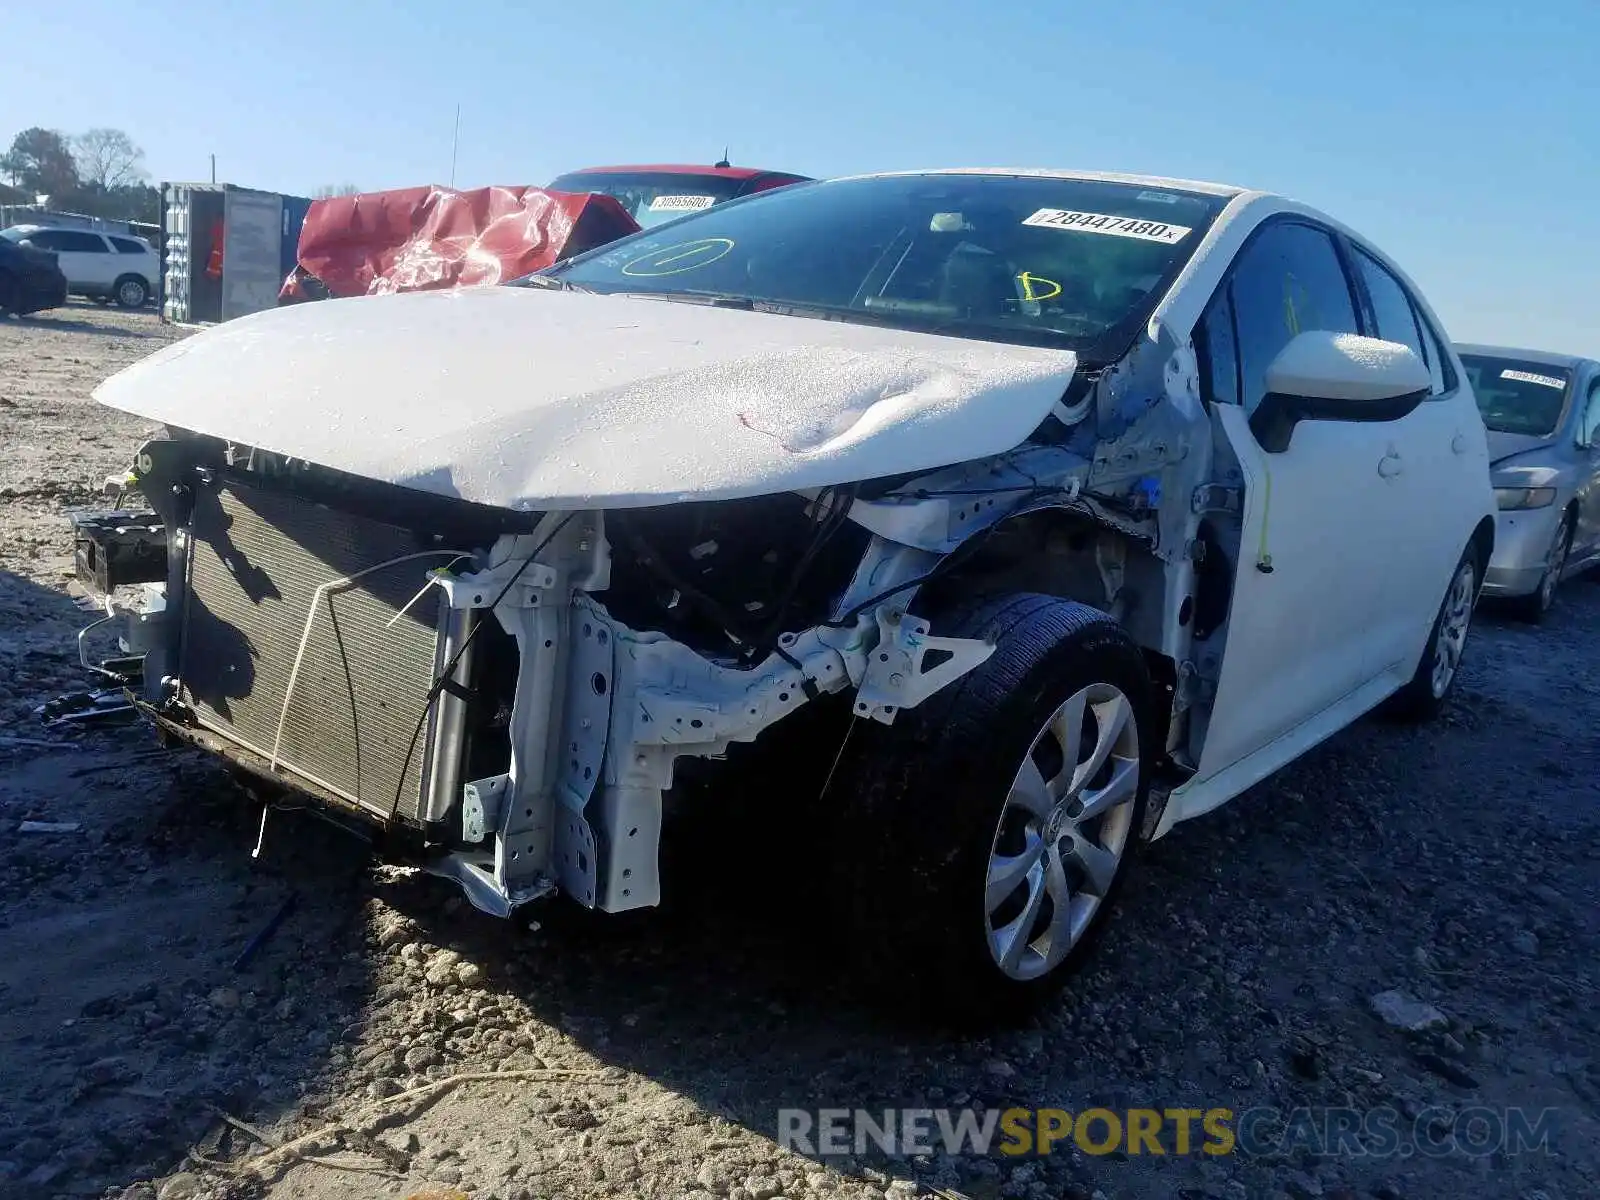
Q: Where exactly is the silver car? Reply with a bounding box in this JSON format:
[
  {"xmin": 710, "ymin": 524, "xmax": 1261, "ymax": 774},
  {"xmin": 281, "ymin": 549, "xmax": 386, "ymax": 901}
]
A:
[{"xmin": 1457, "ymin": 343, "xmax": 1600, "ymax": 620}]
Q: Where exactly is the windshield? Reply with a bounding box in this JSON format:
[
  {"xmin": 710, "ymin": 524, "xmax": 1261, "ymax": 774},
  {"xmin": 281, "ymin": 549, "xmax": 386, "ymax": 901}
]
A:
[
  {"xmin": 536, "ymin": 173, "xmax": 1224, "ymax": 356},
  {"xmin": 547, "ymin": 171, "xmax": 749, "ymax": 231},
  {"xmin": 0, "ymin": 228, "xmax": 27, "ymax": 242},
  {"xmin": 1461, "ymin": 354, "xmax": 1572, "ymax": 436}
]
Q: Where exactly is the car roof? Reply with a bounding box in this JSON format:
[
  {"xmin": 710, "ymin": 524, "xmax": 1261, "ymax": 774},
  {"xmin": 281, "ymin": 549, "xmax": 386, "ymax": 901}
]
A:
[
  {"xmin": 834, "ymin": 167, "xmax": 1247, "ymax": 199},
  {"xmin": 1454, "ymin": 343, "xmax": 1596, "ymax": 371},
  {"xmin": 11, "ymin": 224, "xmax": 149, "ymax": 242},
  {"xmin": 557, "ymin": 164, "xmax": 809, "ymax": 182}
]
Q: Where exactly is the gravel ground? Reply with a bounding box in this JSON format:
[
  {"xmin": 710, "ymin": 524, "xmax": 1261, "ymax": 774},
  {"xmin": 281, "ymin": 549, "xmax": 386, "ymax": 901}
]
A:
[{"xmin": 1, "ymin": 302, "xmax": 1596, "ymax": 1200}]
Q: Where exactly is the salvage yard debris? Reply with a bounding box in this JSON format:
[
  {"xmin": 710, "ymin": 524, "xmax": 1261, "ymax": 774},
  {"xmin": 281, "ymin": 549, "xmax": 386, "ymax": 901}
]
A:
[{"xmin": 17, "ymin": 819, "xmax": 80, "ymax": 834}]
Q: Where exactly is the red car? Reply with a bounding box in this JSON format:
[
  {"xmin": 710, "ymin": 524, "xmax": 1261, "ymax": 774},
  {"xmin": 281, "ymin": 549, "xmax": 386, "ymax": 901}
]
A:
[{"xmin": 546, "ymin": 162, "xmax": 811, "ymax": 230}]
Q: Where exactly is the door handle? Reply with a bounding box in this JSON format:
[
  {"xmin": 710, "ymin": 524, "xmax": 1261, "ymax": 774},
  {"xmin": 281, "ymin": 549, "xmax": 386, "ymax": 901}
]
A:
[{"xmin": 1378, "ymin": 452, "xmax": 1403, "ymax": 479}]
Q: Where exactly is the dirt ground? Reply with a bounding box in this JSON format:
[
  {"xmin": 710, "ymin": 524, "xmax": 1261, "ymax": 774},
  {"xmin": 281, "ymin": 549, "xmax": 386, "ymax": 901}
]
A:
[{"xmin": 1, "ymin": 302, "xmax": 1596, "ymax": 1200}]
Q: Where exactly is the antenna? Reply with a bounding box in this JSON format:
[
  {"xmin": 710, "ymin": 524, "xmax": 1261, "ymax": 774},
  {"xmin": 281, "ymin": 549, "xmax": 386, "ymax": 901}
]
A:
[
  {"xmin": 714, "ymin": 147, "xmax": 731, "ymax": 169},
  {"xmin": 449, "ymin": 105, "xmax": 461, "ymax": 187}
]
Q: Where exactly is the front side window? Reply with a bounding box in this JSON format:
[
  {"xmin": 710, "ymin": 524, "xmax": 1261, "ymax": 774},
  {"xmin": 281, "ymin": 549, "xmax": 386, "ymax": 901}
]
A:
[
  {"xmin": 1227, "ymin": 222, "xmax": 1360, "ymax": 413},
  {"xmin": 110, "ymin": 236, "xmax": 148, "ymax": 254},
  {"xmin": 547, "ymin": 171, "xmax": 750, "ymax": 232},
  {"xmin": 537, "ymin": 174, "xmax": 1226, "ymax": 358},
  {"xmin": 27, "ymin": 230, "xmax": 107, "ymax": 253},
  {"xmin": 1459, "ymin": 354, "xmax": 1573, "ymax": 437},
  {"xmin": 1196, "ymin": 290, "xmax": 1240, "ymax": 407},
  {"xmin": 1581, "ymin": 376, "xmax": 1600, "ymax": 447}
]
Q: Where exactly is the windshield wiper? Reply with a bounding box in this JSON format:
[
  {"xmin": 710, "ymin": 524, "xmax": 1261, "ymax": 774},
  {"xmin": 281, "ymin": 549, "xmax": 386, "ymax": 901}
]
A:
[
  {"xmin": 615, "ymin": 290, "xmax": 755, "ymax": 310},
  {"xmin": 509, "ymin": 273, "xmax": 590, "ymax": 293}
]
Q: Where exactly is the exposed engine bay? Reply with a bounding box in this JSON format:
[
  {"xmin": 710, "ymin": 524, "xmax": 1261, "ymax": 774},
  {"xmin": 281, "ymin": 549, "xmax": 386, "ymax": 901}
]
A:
[{"xmin": 63, "ymin": 375, "xmax": 1240, "ymax": 921}]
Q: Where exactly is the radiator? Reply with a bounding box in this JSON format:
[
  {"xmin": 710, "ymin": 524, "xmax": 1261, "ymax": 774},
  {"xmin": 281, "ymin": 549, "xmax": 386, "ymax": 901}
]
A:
[{"xmin": 178, "ymin": 478, "xmax": 457, "ymax": 823}]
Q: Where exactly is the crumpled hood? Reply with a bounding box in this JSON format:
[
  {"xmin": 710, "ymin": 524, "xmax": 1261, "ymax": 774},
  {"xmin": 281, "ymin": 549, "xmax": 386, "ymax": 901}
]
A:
[{"xmin": 94, "ymin": 286, "xmax": 1080, "ymax": 510}]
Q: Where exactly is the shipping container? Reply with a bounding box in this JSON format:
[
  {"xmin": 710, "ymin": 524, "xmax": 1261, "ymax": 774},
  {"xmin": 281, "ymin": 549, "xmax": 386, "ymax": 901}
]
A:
[
  {"xmin": 158, "ymin": 183, "xmax": 311, "ymax": 325},
  {"xmin": 280, "ymin": 194, "xmax": 312, "ymax": 287}
]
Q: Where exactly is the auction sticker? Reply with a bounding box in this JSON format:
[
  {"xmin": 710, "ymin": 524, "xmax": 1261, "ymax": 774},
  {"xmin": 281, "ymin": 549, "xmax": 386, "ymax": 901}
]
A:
[
  {"xmin": 1022, "ymin": 208, "xmax": 1192, "ymax": 244},
  {"xmin": 1501, "ymin": 369, "xmax": 1565, "ymax": 390},
  {"xmin": 648, "ymin": 194, "xmax": 717, "ymax": 212}
]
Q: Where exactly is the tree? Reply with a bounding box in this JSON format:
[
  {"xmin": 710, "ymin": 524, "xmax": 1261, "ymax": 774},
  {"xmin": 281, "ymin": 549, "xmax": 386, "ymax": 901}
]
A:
[
  {"xmin": 0, "ymin": 127, "xmax": 80, "ymax": 198},
  {"xmin": 73, "ymin": 128, "xmax": 148, "ymax": 190},
  {"xmin": 313, "ymin": 184, "xmax": 362, "ymax": 199}
]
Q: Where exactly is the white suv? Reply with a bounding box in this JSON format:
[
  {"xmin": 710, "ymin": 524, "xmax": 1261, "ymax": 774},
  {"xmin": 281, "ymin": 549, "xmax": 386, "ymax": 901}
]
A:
[{"xmin": 1, "ymin": 225, "xmax": 158, "ymax": 308}]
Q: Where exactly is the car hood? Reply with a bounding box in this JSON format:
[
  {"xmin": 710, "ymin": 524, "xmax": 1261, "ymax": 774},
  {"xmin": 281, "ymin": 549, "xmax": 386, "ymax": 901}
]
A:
[
  {"xmin": 1487, "ymin": 429, "xmax": 1559, "ymax": 466},
  {"xmin": 93, "ymin": 287, "xmax": 1080, "ymax": 510}
]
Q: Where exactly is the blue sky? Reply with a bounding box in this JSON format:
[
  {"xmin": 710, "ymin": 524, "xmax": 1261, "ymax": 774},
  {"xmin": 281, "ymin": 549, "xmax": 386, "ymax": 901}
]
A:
[{"xmin": 4, "ymin": 0, "xmax": 1596, "ymax": 355}]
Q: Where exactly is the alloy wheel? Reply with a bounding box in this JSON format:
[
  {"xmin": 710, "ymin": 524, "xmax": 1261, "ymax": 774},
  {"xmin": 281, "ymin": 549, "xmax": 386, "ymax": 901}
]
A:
[
  {"xmin": 1430, "ymin": 560, "xmax": 1476, "ymax": 698},
  {"xmin": 1537, "ymin": 518, "xmax": 1571, "ymax": 613},
  {"xmin": 984, "ymin": 682, "xmax": 1141, "ymax": 981}
]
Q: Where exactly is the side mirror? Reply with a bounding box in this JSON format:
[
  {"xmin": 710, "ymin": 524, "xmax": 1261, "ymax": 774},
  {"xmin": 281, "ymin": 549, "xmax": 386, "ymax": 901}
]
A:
[{"xmin": 1250, "ymin": 331, "xmax": 1431, "ymax": 453}]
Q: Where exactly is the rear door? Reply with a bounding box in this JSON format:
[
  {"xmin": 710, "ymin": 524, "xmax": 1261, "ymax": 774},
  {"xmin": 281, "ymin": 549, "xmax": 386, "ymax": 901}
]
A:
[
  {"xmin": 109, "ymin": 235, "xmax": 156, "ymax": 284},
  {"xmin": 1193, "ymin": 219, "xmax": 1401, "ymax": 779},
  {"xmin": 1344, "ymin": 244, "xmax": 1486, "ymax": 680}
]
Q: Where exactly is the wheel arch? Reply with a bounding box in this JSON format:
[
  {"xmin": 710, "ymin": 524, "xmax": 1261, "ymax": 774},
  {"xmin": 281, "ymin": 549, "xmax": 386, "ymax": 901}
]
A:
[
  {"xmin": 915, "ymin": 504, "xmax": 1178, "ymax": 753},
  {"xmin": 1469, "ymin": 514, "xmax": 1495, "ymax": 575}
]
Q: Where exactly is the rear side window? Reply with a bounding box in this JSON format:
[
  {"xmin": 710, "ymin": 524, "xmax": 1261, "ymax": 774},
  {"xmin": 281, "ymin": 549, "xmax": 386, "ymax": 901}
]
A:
[
  {"xmin": 1414, "ymin": 310, "xmax": 1457, "ymax": 395},
  {"xmin": 110, "ymin": 237, "xmax": 148, "ymax": 254},
  {"xmin": 1353, "ymin": 249, "xmax": 1426, "ymax": 362},
  {"xmin": 1352, "ymin": 245, "xmax": 1455, "ymax": 397},
  {"xmin": 1228, "ymin": 222, "xmax": 1360, "ymax": 413}
]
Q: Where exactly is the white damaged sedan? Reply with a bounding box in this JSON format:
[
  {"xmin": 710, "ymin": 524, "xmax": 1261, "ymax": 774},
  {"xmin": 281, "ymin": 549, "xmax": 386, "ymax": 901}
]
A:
[{"xmin": 72, "ymin": 170, "xmax": 1496, "ymax": 1020}]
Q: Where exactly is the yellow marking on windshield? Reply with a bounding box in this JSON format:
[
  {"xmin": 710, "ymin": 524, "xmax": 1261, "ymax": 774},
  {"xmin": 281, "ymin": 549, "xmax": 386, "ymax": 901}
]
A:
[
  {"xmin": 1017, "ymin": 272, "xmax": 1062, "ymax": 303},
  {"xmin": 621, "ymin": 238, "xmax": 736, "ymax": 277}
]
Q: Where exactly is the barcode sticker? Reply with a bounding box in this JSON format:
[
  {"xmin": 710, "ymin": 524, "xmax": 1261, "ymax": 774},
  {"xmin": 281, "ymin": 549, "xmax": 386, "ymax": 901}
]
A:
[
  {"xmin": 648, "ymin": 194, "xmax": 717, "ymax": 212},
  {"xmin": 1022, "ymin": 208, "xmax": 1192, "ymax": 244},
  {"xmin": 1501, "ymin": 369, "xmax": 1565, "ymax": 390}
]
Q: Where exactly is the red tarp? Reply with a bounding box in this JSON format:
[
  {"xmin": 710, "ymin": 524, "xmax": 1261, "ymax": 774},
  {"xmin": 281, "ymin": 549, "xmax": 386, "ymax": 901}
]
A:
[{"xmin": 279, "ymin": 184, "xmax": 639, "ymax": 302}]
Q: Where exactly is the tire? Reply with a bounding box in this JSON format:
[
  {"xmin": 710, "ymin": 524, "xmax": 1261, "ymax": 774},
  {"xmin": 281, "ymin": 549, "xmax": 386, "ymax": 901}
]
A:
[
  {"xmin": 113, "ymin": 275, "xmax": 149, "ymax": 309},
  {"xmin": 1506, "ymin": 511, "xmax": 1573, "ymax": 624},
  {"xmin": 1382, "ymin": 546, "xmax": 1481, "ymax": 723},
  {"xmin": 0, "ymin": 272, "xmax": 15, "ymax": 317},
  {"xmin": 830, "ymin": 593, "xmax": 1156, "ymax": 1026}
]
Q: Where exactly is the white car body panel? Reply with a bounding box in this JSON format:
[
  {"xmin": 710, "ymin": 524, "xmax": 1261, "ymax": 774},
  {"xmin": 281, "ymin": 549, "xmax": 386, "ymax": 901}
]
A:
[
  {"xmin": 93, "ymin": 286, "xmax": 1080, "ymax": 511},
  {"xmin": 1192, "ymin": 405, "xmax": 1402, "ymax": 779}
]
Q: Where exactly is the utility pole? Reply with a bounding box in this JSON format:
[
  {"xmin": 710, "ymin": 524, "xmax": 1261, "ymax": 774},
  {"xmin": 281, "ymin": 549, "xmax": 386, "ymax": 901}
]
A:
[{"xmin": 449, "ymin": 105, "xmax": 461, "ymax": 187}]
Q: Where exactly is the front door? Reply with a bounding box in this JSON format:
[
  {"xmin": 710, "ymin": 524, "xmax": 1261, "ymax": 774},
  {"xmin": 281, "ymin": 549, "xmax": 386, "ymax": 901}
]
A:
[
  {"xmin": 1193, "ymin": 219, "xmax": 1402, "ymax": 781},
  {"xmin": 1574, "ymin": 374, "xmax": 1600, "ymax": 564}
]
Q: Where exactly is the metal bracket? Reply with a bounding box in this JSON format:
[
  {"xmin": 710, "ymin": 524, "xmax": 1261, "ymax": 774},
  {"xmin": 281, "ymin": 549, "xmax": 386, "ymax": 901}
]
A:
[
  {"xmin": 433, "ymin": 564, "xmax": 558, "ymax": 611},
  {"xmin": 462, "ymin": 774, "xmax": 508, "ymax": 844},
  {"xmin": 1191, "ymin": 483, "xmax": 1243, "ymax": 515},
  {"xmin": 854, "ymin": 608, "xmax": 996, "ymax": 725}
]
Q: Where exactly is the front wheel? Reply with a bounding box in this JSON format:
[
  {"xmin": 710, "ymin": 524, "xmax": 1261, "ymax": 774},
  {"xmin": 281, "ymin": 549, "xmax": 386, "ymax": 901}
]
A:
[
  {"xmin": 831, "ymin": 593, "xmax": 1155, "ymax": 1025},
  {"xmin": 1507, "ymin": 511, "xmax": 1572, "ymax": 624},
  {"xmin": 1382, "ymin": 547, "xmax": 1480, "ymax": 723}
]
